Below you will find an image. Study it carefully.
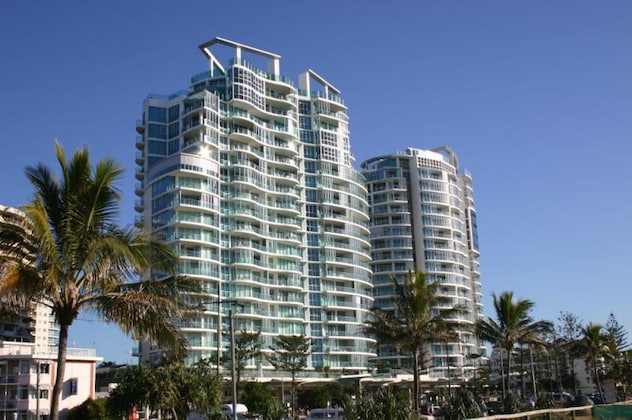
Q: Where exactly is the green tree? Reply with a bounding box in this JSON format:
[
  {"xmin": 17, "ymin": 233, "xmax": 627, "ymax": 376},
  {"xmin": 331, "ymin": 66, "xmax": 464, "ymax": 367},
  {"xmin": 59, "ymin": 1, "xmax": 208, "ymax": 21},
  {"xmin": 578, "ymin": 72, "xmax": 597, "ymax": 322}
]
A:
[
  {"xmin": 579, "ymin": 323, "xmax": 609, "ymax": 400},
  {"xmin": 234, "ymin": 328, "xmax": 261, "ymax": 395},
  {"xmin": 107, "ymin": 359, "xmax": 223, "ymax": 419},
  {"xmin": 601, "ymin": 313, "xmax": 632, "ymax": 398},
  {"xmin": 0, "ymin": 142, "xmax": 195, "ymax": 420},
  {"xmin": 343, "ymin": 388, "xmax": 414, "ymax": 420},
  {"xmin": 242, "ymin": 381, "xmax": 286, "ymax": 419},
  {"xmin": 605, "ymin": 312, "xmax": 629, "ymax": 351},
  {"xmin": 242, "ymin": 381, "xmax": 274, "ymax": 414},
  {"xmin": 67, "ymin": 398, "xmax": 108, "ymax": 420},
  {"xmin": 298, "ymin": 386, "xmax": 331, "ymax": 410},
  {"xmin": 557, "ymin": 311, "xmax": 584, "ymax": 394},
  {"xmin": 366, "ymin": 270, "xmax": 452, "ymax": 411},
  {"xmin": 267, "ymin": 334, "xmax": 310, "ymax": 415},
  {"xmin": 476, "ymin": 291, "xmax": 552, "ymax": 400},
  {"xmin": 106, "ymin": 365, "xmax": 160, "ymax": 418},
  {"xmin": 159, "ymin": 358, "xmax": 223, "ymax": 419}
]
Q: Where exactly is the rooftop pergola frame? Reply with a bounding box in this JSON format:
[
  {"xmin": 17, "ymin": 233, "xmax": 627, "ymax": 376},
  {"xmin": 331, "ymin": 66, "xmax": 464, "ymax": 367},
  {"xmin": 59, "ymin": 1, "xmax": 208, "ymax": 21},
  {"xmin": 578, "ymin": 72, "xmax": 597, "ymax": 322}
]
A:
[
  {"xmin": 197, "ymin": 37, "xmax": 341, "ymax": 98},
  {"xmin": 198, "ymin": 36, "xmax": 281, "ymax": 78}
]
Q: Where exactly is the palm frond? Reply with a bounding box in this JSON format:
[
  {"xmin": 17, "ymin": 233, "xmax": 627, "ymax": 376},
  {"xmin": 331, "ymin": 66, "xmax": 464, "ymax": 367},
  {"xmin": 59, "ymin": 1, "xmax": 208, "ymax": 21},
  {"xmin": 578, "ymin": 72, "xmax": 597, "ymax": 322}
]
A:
[{"xmin": 86, "ymin": 276, "xmax": 199, "ymax": 356}]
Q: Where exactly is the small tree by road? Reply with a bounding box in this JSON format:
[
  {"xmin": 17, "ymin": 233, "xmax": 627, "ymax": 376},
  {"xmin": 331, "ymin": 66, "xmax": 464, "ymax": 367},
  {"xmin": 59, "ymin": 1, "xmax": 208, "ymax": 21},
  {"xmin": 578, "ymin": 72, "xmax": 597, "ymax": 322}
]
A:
[
  {"xmin": 267, "ymin": 335, "xmax": 310, "ymax": 415},
  {"xmin": 234, "ymin": 328, "xmax": 262, "ymax": 395},
  {"xmin": 557, "ymin": 311, "xmax": 584, "ymax": 394}
]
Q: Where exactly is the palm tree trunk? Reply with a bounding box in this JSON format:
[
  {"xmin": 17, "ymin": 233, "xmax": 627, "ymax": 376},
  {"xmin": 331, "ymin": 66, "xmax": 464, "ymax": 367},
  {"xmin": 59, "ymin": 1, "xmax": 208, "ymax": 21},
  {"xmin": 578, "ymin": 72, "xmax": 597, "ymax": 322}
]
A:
[
  {"xmin": 519, "ymin": 346, "xmax": 525, "ymax": 398},
  {"xmin": 593, "ymin": 355, "xmax": 604, "ymax": 400},
  {"xmin": 50, "ymin": 323, "xmax": 69, "ymax": 420},
  {"xmin": 291, "ymin": 371, "xmax": 296, "ymax": 417},
  {"xmin": 499, "ymin": 350, "xmax": 506, "ymax": 400},
  {"xmin": 507, "ymin": 350, "xmax": 511, "ymax": 393},
  {"xmin": 412, "ymin": 350, "xmax": 420, "ymax": 412},
  {"xmin": 506, "ymin": 346, "xmax": 513, "ymax": 397}
]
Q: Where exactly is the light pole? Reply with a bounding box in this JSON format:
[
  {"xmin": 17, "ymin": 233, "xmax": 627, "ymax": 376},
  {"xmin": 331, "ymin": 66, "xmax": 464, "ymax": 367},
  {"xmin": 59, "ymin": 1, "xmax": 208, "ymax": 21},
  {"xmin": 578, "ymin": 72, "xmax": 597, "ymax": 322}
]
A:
[
  {"xmin": 445, "ymin": 342, "xmax": 452, "ymax": 399},
  {"xmin": 229, "ymin": 308, "xmax": 237, "ymax": 420},
  {"xmin": 200, "ymin": 298, "xmax": 241, "ymax": 420},
  {"xmin": 35, "ymin": 360, "xmax": 40, "ymax": 420},
  {"xmin": 529, "ymin": 345, "xmax": 537, "ymax": 403}
]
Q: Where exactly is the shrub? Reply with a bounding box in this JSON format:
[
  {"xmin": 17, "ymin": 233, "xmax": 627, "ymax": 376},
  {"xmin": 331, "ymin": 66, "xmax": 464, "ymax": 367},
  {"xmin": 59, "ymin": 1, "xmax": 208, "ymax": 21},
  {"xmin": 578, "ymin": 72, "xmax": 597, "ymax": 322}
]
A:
[
  {"xmin": 67, "ymin": 398, "xmax": 109, "ymax": 420},
  {"xmin": 442, "ymin": 389, "xmax": 483, "ymax": 420}
]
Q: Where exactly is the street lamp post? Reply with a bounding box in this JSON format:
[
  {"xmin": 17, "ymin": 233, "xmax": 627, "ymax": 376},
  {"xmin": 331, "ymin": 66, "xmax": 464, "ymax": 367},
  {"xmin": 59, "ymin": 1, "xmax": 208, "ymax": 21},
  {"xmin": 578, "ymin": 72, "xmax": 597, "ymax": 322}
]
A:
[
  {"xmin": 229, "ymin": 308, "xmax": 237, "ymax": 420},
  {"xmin": 201, "ymin": 298, "xmax": 241, "ymax": 420},
  {"xmin": 35, "ymin": 360, "xmax": 40, "ymax": 420},
  {"xmin": 529, "ymin": 345, "xmax": 537, "ymax": 403}
]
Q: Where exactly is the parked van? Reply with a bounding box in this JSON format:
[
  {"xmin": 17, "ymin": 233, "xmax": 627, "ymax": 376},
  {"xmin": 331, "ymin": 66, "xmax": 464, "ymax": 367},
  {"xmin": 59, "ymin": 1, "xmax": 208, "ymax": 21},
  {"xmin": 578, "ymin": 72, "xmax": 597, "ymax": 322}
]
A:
[
  {"xmin": 221, "ymin": 403, "xmax": 249, "ymax": 416},
  {"xmin": 307, "ymin": 408, "xmax": 344, "ymax": 419}
]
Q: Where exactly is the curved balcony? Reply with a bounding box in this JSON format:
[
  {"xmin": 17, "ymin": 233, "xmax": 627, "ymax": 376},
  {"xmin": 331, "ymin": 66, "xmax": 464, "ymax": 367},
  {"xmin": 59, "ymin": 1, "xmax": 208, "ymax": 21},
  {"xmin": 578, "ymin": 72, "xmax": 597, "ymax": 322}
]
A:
[
  {"xmin": 269, "ymin": 229, "xmax": 302, "ymax": 245},
  {"xmin": 135, "ymin": 151, "xmax": 145, "ymax": 165},
  {"xmin": 267, "ymin": 169, "xmax": 299, "ymax": 186},
  {"xmin": 266, "ymin": 154, "xmax": 298, "ymax": 171},
  {"xmin": 135, "ymin": 135, "xmax": 145, "ymax": 150},
  {"xmin": 228, "ymin": 223, "xmax": 266, "ymax": 240},
  {"xmin": 135, "ymin": 120, "xmax": 145, "ymax": 134},
  {"xmin": 135, "ymin": 167, "xmax": 145, "ymax": 181},
  {"xmin": 134, "ymin": 182, "xmax": 144, "ymax": 197}
]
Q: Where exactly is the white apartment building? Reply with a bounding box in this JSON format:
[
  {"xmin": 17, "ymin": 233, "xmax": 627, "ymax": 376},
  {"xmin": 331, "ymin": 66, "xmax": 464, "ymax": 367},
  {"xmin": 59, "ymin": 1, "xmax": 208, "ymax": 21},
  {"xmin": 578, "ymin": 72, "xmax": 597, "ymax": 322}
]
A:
[
  {"xmin": 134, "ymin": 37, "xmax": 374, "ymax": 374},
  {"xmin": 361, "ymin": 147, "xmax": 485, "ymax": 381},
  {"xmin": 0, "ymin": 206, "xmax": 58, "ymax": 357}
]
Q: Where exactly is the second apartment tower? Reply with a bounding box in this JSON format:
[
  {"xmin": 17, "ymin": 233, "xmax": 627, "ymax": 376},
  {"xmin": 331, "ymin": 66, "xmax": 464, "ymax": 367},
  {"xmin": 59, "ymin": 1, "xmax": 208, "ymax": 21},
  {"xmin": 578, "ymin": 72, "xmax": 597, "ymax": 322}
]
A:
[
  {"xmin": 134, "ymin": 38, "xmax": 374, "ymax": 374},
  {"xmin": 362, "ymin": 147, "xmax": 484, "ymax": 380}
]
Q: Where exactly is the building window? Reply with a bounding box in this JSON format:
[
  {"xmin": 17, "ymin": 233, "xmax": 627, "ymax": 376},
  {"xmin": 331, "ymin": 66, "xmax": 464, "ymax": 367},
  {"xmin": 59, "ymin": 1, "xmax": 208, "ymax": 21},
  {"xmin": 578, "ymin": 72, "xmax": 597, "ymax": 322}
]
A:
[
  {"xmin": 168, "ymin": 105, "xmax": 180, "ymax": 122},
  {"xmin": 69, "ymin": 378, "xmax": 78, "ymax": 395},
  {"xmin": 148, "ymin": 106, "xmax": 167, "ymax": 123},
  {"xmin": 36, "ymin": 362, "xmax": 50, "ymax": 374}
]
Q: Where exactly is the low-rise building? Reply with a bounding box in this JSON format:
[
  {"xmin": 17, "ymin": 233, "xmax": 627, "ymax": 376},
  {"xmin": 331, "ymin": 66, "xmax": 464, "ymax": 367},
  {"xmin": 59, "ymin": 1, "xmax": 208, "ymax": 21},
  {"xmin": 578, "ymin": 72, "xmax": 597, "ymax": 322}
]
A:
[{"xmin": 0, "ymin": 341, "xmax": 102, "ymax": 420}]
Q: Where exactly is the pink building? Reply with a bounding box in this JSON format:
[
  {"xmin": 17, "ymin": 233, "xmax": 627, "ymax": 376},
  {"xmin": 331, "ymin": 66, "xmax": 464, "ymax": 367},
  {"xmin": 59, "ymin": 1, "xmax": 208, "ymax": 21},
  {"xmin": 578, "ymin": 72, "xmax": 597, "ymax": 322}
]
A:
[{"xmin": 0, "ymin": 341, "xmax": 101, "ymax": 420}]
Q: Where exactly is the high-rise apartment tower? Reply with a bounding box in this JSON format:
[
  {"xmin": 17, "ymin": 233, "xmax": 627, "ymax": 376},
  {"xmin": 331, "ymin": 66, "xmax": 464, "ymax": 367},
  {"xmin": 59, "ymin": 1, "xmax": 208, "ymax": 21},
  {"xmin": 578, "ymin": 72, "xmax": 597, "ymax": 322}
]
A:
[
  {"xmin": 361, "ymin": 147, "xmax": 484, "ymax": 380},
  {"xmin": 134, "ymin": 38, "xmax": 374, "ymax": 374},
  {"xmin": 0, "ymin": 205, "xmax": 59, "ymax": 355}
]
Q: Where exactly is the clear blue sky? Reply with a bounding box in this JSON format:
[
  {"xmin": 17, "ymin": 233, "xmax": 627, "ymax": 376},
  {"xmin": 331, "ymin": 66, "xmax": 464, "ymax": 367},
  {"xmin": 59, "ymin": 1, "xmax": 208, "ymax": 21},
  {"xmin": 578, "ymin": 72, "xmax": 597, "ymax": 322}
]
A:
[{"xmin": 1, "ymin": 1, "xmax": 630, "ymax": 363}]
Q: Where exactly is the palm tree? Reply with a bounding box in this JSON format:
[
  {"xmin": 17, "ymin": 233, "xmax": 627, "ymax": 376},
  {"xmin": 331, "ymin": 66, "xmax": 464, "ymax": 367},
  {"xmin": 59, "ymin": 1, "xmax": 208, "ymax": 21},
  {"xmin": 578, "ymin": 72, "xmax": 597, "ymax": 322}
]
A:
[
  {"xmin": 475, "ymin": 291, "xmax": 552, "ymax": 400},
  {"xmin": 579, "ymin": 323, "xmax": 609, "ymax": 400},
  {"xmin": 0, "ymin": 142, "xmax": 196, "ymax": 420},
  {"xmin": 366, "ymin": 270, "xmax": 452, "ymax": 412}
]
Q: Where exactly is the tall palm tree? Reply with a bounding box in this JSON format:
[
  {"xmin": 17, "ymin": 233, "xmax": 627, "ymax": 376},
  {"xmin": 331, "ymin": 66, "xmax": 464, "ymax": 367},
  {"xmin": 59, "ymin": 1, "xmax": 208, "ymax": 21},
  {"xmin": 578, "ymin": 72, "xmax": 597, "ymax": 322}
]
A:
[
  {"xmin": 366, "ymin": 270, "xmax": 452, "ymax": 412},
  {"xmin": 579, "ymin": 323, "xmax": 608, "ymax": 400},
  {"xmin": 0, "ymin": 142, "xmax": 196, "ymax": 420},
  {"xmin": 476, "ymin": 291, "xmax": 552, "ymax": 400}
]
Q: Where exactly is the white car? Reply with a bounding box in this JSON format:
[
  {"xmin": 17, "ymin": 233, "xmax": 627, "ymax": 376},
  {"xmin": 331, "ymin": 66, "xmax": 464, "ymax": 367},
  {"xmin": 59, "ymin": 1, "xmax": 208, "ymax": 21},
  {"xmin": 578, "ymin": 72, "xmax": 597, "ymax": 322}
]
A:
[{"xmin": 307, "ymin": 408, "xmax": 344, "ymax": 419}]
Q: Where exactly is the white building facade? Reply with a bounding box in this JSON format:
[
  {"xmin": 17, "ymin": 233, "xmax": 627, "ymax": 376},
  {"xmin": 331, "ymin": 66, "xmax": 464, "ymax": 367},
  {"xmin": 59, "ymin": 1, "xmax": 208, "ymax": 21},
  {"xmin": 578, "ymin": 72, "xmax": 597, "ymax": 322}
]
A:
[
  {"xmin": 361, "ymin": 147, "xmax": 484, "ymax": 380},
  {"xmin": 134, "ymin": 37, "xmax": 374, "ymax": 374}
]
